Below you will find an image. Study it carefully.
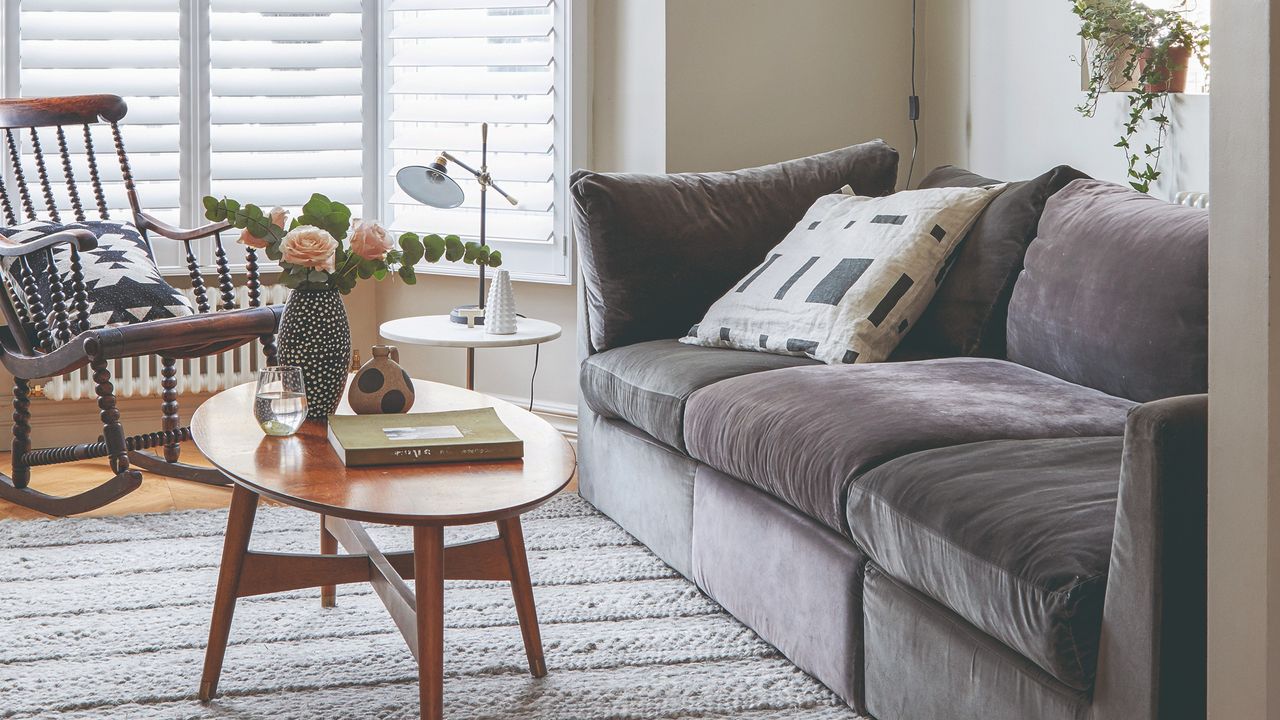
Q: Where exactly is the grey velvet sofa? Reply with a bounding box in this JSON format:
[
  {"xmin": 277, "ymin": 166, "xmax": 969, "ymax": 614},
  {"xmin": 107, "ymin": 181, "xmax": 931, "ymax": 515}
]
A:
[{"xmin": 571, "ymin": 142, "xmax": 1208, "ymax": 720}]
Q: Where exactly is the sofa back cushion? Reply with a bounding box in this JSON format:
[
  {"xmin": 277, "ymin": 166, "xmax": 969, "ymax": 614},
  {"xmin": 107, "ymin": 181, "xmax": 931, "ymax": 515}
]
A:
[
  {"xmin": 894, "ymin": 164, "xmax": 1088, "ymax": 360},
  {"xmin": 571, "ymin": 141, "xmax": 899, "ymax": 353},
  {"xmin": 1006, "ymin": 179, "xmax": 1208, "ymax": 402}
]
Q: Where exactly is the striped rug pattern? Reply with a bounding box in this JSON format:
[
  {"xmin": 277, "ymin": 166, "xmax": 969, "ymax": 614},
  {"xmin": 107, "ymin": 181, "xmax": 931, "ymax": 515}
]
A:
[{"xmin": 0, "ymin": 495, "xmax": 866, "ymax": 719}]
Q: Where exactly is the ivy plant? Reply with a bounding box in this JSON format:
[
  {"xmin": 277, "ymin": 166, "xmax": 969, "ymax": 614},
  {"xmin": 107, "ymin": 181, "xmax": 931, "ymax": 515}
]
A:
[{"xmin": 1072, "ymin": 0, "xmax": 1208, "ymax": 193}]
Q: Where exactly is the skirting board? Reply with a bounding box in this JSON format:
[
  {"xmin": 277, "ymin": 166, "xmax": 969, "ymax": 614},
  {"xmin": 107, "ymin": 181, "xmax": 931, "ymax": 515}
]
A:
[{"xmin": 0, "ymin": 393, "xmax": 579, "ymax": 450}]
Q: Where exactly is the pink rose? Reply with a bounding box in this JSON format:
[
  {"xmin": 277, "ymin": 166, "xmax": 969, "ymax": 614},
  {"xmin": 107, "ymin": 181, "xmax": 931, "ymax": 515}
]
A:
[
  {"xmin": 349, "ymin": 219, "xmax": 394, "ymax": 261},
  {"xmin": 237, "ymin": 227, "xmax": 268, "ymax": 249},
  {"xmin": 236, "ymin": 206, "xmax": 287, "ymax": 250},
  {"xmin": 281, "ymin": 225, "xmax": 338, "ymax": 272}
]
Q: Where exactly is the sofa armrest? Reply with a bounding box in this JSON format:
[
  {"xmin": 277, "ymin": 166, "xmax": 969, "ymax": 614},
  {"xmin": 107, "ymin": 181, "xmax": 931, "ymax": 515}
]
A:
[
  {"xmin": 1093, "ymin": 394, "xmax": 1207, "ymax": 720},
  {"xmin": 571, "ymin": 141, "xmax": 898, "ymax": 353}
]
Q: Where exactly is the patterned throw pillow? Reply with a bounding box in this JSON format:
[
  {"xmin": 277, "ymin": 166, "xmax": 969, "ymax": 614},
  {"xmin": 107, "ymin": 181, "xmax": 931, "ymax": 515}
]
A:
[
  {"xmin": 0, "ymin": 220, "xmax": 193, "ymax": 343},
  {"xmin": 680, "ymin": 184, "xmax": 1006, "ymax": 364}
]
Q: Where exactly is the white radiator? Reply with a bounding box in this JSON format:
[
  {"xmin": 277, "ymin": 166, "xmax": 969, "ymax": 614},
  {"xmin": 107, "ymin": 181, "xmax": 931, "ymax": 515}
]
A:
[
  {"xmin": 1175, "ymin": 191, "xmax": 1210, "ymax": 209},
  {"xmin": 41, "ymin": 284, "xmax": 290, "ymax": 401}
]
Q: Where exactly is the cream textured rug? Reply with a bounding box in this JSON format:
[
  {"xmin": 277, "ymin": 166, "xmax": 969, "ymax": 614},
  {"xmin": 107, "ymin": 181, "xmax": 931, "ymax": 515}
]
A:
[{"xmin": 0, "ymin": 495, "xmax": 866, "ymax": 719}]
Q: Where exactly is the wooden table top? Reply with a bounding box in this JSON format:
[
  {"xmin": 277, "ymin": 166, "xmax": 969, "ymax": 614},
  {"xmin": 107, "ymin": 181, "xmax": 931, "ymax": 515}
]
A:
[{"xmin": 191, "ymin": 379, "xmax": 576, "ymax": 526}]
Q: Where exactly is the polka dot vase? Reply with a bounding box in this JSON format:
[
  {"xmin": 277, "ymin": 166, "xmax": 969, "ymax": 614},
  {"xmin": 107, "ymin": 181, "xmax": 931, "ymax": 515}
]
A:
[
  {"xmin": 276, "ymin": 288, "xmax": 352, "ymax": 421},
  {"xmin": 348, "ymin": 344, "xmax": 416, "ymax": 414}
]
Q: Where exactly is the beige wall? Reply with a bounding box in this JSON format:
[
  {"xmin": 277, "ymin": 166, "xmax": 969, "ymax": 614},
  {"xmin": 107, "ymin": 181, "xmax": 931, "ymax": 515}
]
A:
[
  {"xmin": 663, "ymin": 0, "xmax": 915, "ymax": 179},
  {"xmin": 1207, "ymin": 2, "xmax": 1280, "ymax": 717}
]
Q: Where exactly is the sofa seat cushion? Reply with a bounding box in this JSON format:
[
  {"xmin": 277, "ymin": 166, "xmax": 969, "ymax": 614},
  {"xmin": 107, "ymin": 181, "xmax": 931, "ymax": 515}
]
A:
[
  {"xmin": 682, "ymin": 357, "xmax": 1134, "ymax": 534},
  {"xmin": 848, "ymin": 437, "xmax": 1124, "ymax": 691},
  {"xmin": 581, "ymin": 339, "xmax": 818, "ymax": 452}
]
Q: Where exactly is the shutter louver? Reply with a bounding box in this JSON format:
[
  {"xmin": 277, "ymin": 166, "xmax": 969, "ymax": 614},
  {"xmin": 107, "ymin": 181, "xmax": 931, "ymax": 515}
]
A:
[
  {"xmin": 209, "ymin": 1, "xmax": 364, "ymax": 217},
  {"xmin": 17, "ymin": 0, "xmax": 183, "ymax": 226},
  {"xmin": 386, "ymin": 0, "xmax": 563, "ymax": 276}
]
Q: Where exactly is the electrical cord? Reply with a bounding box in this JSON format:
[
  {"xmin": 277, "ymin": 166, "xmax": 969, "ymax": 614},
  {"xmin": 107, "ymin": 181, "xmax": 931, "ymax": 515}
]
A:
[
  {"xmin": 528, "ymin": 343, "xmax": 539, "ymax": 412},
  {"xmin": 906, "ymin": 0, "xmax": 921, "ymax": 190}
]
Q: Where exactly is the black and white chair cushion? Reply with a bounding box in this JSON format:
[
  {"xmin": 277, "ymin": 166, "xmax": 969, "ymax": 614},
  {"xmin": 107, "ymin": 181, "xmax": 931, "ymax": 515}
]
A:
[{"xmin": 0, "ymin": 220, "xmax": 194, "ymax": 344}]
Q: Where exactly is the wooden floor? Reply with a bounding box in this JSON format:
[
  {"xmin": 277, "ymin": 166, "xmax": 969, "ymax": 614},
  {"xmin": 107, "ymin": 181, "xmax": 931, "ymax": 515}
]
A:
[
  {"xmin": 0, "ymin": 442, "xmax": 577, "ymax": 521},
  {"xmin": 0, "ymin": 443, "xmax": 232, "ymax": 521}
]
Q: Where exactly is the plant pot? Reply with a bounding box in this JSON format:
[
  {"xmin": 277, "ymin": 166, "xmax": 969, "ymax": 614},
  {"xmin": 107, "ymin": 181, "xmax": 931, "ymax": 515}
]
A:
[
  {"xmin": 1102, "ymin": 43, "xmax": 1139, "ymax": 92},
  {"xmin": 277, "ymin": 287, "xmax": 351, "ymax": 421},
  {"xmin": 1139, "ymin": 45, "xmax": 1191, "ymax": 93}
]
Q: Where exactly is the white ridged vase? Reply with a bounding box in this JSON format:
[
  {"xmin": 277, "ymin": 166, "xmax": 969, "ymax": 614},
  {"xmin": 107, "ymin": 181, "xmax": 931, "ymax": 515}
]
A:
[{"xmin": 484, "ymin": 269, "xmax": 517, "ymax": 335}]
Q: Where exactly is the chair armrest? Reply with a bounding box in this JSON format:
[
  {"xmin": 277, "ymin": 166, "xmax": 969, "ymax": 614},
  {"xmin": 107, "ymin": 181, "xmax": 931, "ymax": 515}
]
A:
[
  {"xmin": 1093, "ymin": 394, "xmax": 1207, "ymax": 720},
  {"xmin": 571, "ymin": 141, "xmax": 899, "ymax": 352},
  {"xmin": 0, "ymin": 228, "xmax": 97, "ymax": 257},
  {"xmin": 136, "ymin": 211, "xmax": 232, "ymax": 242},
  {"xmin": 92, "ymin": 305, "xmax": 282, "ymax": 360}
]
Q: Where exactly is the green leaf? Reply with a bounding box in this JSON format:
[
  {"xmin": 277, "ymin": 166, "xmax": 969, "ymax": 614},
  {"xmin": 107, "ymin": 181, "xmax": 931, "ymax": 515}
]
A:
[
  {"xmin": 327, "ymin": 203, "xmax": 352, "ymax": 240},
  {"xmin": 308, "ymin": 269, "xmax": 329, "ymax": 284},
  {"xmin": 444, "ymin": 234, "xmax": 465, "ymax": 262},
  {"xmin": 374, "ymin": 267, "xmax": 387, "ymax": 280},
  {"xmin": 487, "ymin": 250, "xmax": 502, "ymax": 268},
  {"xmin": 423, "ymin": 233, "xmax": 446, "ymax": 262},
  {"xmin": 399, "ymin": 232, "xmax": 425, "ymax": 266},
  {"xmin": 335, "ymin": 271, "xmax": 357, "ymax": 294},
  {"xmin": 462, "ymin": 241, "xmax": 482, "ymax": 264},
  {"xmin": 398, "ymin": 263, "xmax": 417, "ymax": 285},
  {"xmin": 202, "ymin": 196, "xmax": 218, "ymax": 219},
  {"xmin": 280, "ymin": 271, "xmax": 303, "ymax": 289},
  {"xmin": 265, "ymin": 243, "xmax": 283, "ymax": 261},
  {"xmin": 303, "ymin": 193, "xmax": 332, "ymax": 218}
]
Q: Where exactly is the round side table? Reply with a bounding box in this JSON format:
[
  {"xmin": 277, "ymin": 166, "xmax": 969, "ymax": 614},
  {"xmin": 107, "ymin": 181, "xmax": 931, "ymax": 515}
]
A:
[{"xmin": 380, "ymin": 315, "xmax": 562, "ymax": 390}]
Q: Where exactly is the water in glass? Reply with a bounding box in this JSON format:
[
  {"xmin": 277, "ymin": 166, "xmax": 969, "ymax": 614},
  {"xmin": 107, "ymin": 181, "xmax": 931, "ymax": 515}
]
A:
[{"xmin": 254, "ymin": 367, "xmax": 308, "ymax": 436}]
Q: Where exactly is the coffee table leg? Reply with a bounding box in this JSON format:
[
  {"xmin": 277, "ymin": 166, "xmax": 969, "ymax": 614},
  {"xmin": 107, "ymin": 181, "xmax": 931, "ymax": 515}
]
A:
[
  {"xmin": 498, "ymin": 516, "xmax": 547, "ymax": 677},
  {"xmin": 200, "ymin": 484, "xmax": 259, "ymax": 702},
  {"xmin": 320, "ymin": 515, "xmax": 337, "ymax": 608},
  {"xmin": 414, "ymin": 525, "xmax": 445, "ymax": 720}
]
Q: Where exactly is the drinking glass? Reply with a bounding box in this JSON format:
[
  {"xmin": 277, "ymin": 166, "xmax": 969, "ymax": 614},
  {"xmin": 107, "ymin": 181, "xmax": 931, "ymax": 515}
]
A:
[{"xmin": 254, "ymin": 366, "xmax": 308, "ymax": 437}]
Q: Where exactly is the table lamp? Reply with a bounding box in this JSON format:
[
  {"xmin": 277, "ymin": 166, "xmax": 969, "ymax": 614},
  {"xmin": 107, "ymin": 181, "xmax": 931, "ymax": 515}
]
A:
[{"xmin": 395, "ymin": 122, "xmax": 518, "ymax": 325}]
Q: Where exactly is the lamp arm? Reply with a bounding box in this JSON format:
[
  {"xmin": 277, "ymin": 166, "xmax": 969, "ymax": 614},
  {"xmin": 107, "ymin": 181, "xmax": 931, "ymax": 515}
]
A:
[
  {"xmin": 440, "ymin": 150, "xmax": 480, "ymax": 178},
  {"xmin": 440, "ymin": 150, "xmax": 520, "ymax": 207}
]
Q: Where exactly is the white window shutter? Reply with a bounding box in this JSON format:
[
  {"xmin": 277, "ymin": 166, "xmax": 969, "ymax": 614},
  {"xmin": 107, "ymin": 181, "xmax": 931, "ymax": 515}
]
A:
[
  {"xmin": 384, "ymin": 0, "xmax": 570, "ymax": 281},
  {"xmin": 16, "ymin": 0, "xmax": 183, "ymax": 227},
  {"xmin": 209, "ymin": 1, "xmax": 365, "ymax": 219}
]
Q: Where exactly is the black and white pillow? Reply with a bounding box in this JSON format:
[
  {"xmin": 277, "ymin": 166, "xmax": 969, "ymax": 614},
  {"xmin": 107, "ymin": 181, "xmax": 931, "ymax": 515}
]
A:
[
  {"xmin": 680, "ymin": 184, "xmax": 1006, "ymax": 364},
  {"xmin": 0, "ymin": 220, "xmax": 193, "ymax": 342}
]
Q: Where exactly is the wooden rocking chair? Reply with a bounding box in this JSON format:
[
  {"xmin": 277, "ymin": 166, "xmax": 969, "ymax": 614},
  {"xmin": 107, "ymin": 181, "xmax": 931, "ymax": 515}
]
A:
[{"xmin": 0, "ymin": 94, "xmax": 282, "ymax": 516}]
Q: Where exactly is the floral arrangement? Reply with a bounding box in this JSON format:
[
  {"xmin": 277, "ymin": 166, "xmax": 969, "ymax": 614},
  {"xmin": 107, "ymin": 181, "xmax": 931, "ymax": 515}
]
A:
[{"xmin": 201, "ymin": 193, "xmax": 502, "ymax": 294}]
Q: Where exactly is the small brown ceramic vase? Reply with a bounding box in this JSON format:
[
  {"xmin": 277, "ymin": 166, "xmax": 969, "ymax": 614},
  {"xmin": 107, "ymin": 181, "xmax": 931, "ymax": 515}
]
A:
[{"xmin": 348, "ymin": 345, "xmax": 416, "ymax": 414}]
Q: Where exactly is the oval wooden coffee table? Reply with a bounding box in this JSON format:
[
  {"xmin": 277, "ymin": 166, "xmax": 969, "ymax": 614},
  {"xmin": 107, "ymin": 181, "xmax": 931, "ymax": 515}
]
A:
[{"xmin": 191, "ymin": 379, "xmax": 576, "ymax": 720}]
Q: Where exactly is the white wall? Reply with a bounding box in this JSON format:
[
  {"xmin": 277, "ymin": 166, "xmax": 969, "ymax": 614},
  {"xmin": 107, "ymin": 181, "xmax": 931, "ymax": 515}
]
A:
[
  {"xmin": 1207, "ymin": 2, "xmax": 1280, "ymax": 717},
  {"xmin": 965, "ymin": 0, "xmax": 1210, "ymax": 198},
  {"xmin": 591, "ymin": 0, "xmax": 666, "ymax": 173}
]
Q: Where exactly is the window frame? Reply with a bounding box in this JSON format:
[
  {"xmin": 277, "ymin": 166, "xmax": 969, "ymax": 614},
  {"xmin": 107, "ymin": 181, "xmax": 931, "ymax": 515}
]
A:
[{"xmin": 0, "ymin": 0, "xmax": 587, "ymax": 284}]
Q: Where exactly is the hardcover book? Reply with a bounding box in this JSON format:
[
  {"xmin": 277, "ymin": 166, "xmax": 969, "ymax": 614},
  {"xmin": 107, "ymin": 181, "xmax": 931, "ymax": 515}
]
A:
[{"xmin": 326, "ymin": 407, "xmax": 524, "ymax": 467}]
